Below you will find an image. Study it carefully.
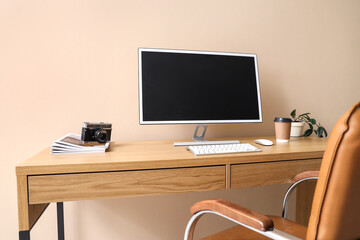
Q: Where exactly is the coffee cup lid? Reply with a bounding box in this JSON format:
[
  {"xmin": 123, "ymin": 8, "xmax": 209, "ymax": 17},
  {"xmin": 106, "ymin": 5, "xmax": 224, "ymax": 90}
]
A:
[{"xmin": 274, "ymin": 117, "xmax": 292, "ymax": 122}]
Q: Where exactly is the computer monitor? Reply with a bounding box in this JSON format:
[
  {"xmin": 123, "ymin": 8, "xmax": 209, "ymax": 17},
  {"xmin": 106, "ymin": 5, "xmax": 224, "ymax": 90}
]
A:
[{"xmin": 138, "ymin": 48, "xmax": 262, "ymax": 141}]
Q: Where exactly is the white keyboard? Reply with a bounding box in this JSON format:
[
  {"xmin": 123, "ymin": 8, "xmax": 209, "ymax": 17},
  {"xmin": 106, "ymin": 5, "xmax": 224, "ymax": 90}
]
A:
[{"xmin": 187, "ymin": 143, "xmax": 261, "ymax": 156}]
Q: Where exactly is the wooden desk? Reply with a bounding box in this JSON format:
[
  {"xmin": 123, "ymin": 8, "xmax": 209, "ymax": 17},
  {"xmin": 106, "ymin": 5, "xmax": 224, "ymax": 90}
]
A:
[{"xmin": 16, "ymin": 136, "xmax": 327, "ymax": 240}]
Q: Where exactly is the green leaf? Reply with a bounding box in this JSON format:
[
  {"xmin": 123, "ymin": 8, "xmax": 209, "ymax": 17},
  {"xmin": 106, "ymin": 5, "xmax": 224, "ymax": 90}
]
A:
[
  {"xmin": 303, "ymin": 129, "xmax": 313, "ymax": 137},
  {"xmin": 317, "ymin": 127, "xmax": 324, "ymax": 137},
  {"xmin": 308, "ymin": 123, "xmax": 313, "ymax": 131},
  {"xmin": 310, "ymin": 118, "xmax": 316, "ymax": 124},
  {"xmin": 298, "ymin": 113, "xmax": 311, "ymax": 117},
  {"xmin": 290, "ymin": 109, "xmax": 296, "ymax": 119},
  {"xmin": 323, "ymin": 128, "xmax": 328, "ymax": 137},
  {"xmin": 304, "ymin": 115, "xmax": 311, "ymax": 121}
]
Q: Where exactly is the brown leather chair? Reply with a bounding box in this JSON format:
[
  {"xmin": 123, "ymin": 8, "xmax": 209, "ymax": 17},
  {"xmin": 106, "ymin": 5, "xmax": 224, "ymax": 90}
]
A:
[{"xmin": 185, "ymin": 101, "xmax": 360, "ymax": 240}]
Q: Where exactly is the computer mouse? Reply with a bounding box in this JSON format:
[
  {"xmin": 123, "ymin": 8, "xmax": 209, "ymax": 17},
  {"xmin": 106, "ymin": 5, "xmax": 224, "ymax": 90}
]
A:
[{"xmin": 254, "ymin": 139, "xmax": 274, "ymax": 146}]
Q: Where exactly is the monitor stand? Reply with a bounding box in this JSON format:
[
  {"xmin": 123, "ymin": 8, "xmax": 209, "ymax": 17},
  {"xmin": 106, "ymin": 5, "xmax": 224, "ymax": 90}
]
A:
[
  {"xmin": 193, "ymin": 124, "xmax": 208, "ymax": 141},
  {"xmin": 173, "ymin": 124, "xmax": 240, "ymax": 146}
]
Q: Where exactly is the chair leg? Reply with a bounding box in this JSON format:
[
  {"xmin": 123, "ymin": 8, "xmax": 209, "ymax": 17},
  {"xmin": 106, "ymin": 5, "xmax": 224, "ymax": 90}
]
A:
[{"xmin": 57, "ymin": 202, "xmax": 65, "ymax": 240}]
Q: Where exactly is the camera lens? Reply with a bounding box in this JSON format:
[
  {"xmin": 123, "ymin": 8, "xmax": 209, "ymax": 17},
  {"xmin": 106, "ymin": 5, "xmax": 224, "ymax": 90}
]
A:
[{"xmin": 95, "ymin": 129, "xmax": 108, "ymax": 143}]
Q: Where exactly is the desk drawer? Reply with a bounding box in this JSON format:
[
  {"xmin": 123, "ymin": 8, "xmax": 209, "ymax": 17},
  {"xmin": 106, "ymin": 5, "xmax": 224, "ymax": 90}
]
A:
[
  {"xmin": 28, "ymin": 166, "xmax": 225, "ymax": 204},
  {"xmin": 231, "ymin": 159, "xmax": 321, "ymax": 188}
]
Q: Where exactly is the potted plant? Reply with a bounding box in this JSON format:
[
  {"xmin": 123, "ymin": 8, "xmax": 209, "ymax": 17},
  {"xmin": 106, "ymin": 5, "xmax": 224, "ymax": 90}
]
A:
[{"xmin": 290, "ymin": 110, "xmax": 328, "ymax": 137}]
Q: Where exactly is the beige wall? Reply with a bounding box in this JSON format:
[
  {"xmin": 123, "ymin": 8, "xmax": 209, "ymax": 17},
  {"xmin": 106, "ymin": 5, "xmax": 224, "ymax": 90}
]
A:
[{"xmin": 1, "ymin": 0, "xmax": 359, "ymax": 239}]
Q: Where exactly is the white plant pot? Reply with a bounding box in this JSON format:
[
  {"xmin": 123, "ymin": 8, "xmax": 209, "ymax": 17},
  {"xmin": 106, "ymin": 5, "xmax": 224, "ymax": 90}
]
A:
[{"xmin": 290, "ymin": 121, "xmax": 305, "ymax": 137}]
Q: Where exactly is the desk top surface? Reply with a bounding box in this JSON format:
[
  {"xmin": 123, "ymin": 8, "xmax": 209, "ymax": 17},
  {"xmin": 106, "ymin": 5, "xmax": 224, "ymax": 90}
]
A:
[{"xmin": 16, "ymin": 136, "xmax": 328, "ymax": 176}]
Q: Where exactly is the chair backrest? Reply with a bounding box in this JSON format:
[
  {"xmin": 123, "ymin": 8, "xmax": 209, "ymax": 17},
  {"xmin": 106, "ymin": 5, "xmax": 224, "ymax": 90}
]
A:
[{"xmin": 307, "ymin": 102, "xmax": 360, "ymax": 240}]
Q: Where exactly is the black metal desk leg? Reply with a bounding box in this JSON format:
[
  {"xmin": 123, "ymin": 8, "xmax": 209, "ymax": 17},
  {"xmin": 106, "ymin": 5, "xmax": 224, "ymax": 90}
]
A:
[
  {"xmin": 19, "ymin": 230, "xmax": 30, "ymax": 240},
  {"xmin": 57, "ymin": 202, "xmax": 65, "ymax": 240}
]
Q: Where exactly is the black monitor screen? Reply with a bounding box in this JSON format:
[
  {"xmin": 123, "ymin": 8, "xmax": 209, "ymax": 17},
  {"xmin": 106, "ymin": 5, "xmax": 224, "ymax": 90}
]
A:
[{"xmin": 139, "ymin": 49, "xmax": 262, "ymax": 124}]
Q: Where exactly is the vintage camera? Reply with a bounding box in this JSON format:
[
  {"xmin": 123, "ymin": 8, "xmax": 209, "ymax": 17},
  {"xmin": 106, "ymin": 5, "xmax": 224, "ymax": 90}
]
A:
[{"xmin": 81, "ymin": 122, "xmax": 112, "ymax": 143}]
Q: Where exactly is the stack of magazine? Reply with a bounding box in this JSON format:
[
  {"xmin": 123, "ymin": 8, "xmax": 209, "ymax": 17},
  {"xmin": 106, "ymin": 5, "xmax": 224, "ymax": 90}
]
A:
[{"xmin": 51, "ymin": 133, "xmax": 110, "ymax": 154}]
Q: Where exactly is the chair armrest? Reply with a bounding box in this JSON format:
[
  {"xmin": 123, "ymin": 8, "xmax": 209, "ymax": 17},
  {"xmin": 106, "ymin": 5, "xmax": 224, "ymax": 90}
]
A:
[
  {"xmin": 191, "ymin": 199, "xmax": 274, "ymax": 231},
  {"xmin": 293, "ymin": 171, "xmax": 319, "ymax": 182}
]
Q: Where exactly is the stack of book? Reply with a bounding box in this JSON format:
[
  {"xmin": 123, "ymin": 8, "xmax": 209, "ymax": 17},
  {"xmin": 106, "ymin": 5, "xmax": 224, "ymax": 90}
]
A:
[{"xmin": 51, "ymin": 133, "xmax": 110, "ymax": 154}]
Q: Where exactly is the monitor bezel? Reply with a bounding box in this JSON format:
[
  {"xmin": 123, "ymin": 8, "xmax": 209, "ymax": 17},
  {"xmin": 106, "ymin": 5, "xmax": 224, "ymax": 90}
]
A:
[{"xmin": 138, "ymin": 48, "xmax": 262, "ymax": 125}]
